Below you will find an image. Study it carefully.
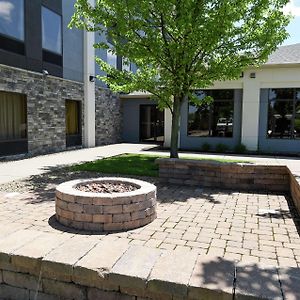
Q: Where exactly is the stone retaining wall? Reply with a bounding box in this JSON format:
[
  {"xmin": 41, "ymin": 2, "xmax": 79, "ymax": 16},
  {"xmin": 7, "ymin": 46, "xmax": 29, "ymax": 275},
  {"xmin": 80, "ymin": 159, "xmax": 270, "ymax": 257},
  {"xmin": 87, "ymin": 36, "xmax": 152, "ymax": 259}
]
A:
[
  {"xmin": 157, "ymin": 158, "xmax": 290, "ymax": 192},
  {"xmin": 157, "ymin": 158, "xmax": 300, "ymax": 216},
  {"xmin": 289, "ymin": 170, "xmax": 300, "ymax": 214},
  {"xmin": 0, "ymin": 244, "xmax": 298, "ymax": 300},
  {"xmin": 0, "ymin": 270, "xmax": 145, "ymax": 300}
]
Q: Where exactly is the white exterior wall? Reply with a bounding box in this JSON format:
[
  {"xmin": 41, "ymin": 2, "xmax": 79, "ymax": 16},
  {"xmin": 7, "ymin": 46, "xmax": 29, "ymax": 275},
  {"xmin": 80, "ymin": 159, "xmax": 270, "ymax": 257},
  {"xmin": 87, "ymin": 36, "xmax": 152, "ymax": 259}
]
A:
[
  {"xmin": 241, "ymin": 71, "xmax": 261, "ymax": 150},
  {"xmin": 162, "ymin": 64, "xmax": 300, "ymax": 151},
  {"xmin": 83, "ymin": 0, "xmax": 96, "ymax": 148}
]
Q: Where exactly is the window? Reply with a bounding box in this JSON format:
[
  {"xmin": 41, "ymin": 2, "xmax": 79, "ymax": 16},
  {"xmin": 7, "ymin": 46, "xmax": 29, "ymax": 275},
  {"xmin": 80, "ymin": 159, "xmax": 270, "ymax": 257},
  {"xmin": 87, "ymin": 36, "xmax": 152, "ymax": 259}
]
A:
[
  {"xmin": 42, "ymin": 6, "xmax": 62, "ymax": 55},
  {"xmin": 0, "ymin": 0, "xmax": 24, "ymax": 41},
  {"xmin": 267, "ymin": 88, "xmax": 300, "ymax": 139},
  {"xmin": 0, "ymin": 91, "xmax": 27, "ymax": 141},
  {"xmin": 66, "ymin": 100, "xmax": 81, "ymax": 147},
  {"xmin": 107, "ymin": 48, "xmax": 117, "ymax": 69},
  {"xmin": 188, "ymin": 90, "xmax": 234, "ymax": 137},
  {"xmin": 122, "ymin": 57, "xmax": 131, "ymax": 72}
]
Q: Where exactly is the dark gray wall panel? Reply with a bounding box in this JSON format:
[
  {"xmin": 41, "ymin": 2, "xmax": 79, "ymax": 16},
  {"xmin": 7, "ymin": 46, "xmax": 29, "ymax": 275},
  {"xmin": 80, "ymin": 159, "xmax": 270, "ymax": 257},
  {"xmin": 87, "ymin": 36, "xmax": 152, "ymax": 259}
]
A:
[
  {"xmin": 122, "ymin": 98, "xmax": 157, "ymax": 143},
  {"xmin": 42, "ymin": 0, "xmax": 62, "ymax": 14},
  {"xmin": 95, "ymin": 32, "xmax": 107, "ymax": 87},
  {"xmin": 26, "ymin": 0, "xmax": 42, "ymax": 71},
  {"xmin": 0, "ymin": 0, "xmax": 63, "ymax": 77},
  {"xmin": 62, "ymin": 0, "xmax": 83, "ymax": 82}
]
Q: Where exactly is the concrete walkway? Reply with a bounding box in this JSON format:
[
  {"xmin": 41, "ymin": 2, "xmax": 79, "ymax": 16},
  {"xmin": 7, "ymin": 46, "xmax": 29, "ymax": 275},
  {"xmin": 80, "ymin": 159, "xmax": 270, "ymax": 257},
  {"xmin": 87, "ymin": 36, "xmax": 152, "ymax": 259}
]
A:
[
  {"xmin": 0, "ymin": 143, "xmax": 156, "ymax": 184},
  {"xmin": 1, "ymin": 142, "xmax": 300, "ymax": 184}
]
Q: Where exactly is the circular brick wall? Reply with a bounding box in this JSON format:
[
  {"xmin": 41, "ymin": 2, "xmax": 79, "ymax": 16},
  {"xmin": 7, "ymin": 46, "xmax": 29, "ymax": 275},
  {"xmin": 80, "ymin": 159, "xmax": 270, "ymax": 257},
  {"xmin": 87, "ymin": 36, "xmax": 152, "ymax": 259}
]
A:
[{"xmin": 55, "ymin": 177, "xmax": 157, "ymax": 232}]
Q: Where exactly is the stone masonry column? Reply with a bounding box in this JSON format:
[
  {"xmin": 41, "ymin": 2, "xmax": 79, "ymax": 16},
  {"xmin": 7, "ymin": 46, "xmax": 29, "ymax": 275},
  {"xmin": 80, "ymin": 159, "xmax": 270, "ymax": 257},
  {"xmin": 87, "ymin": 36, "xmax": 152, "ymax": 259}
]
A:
[
  {"xmin": 83, "ymin": 0, "xmax": 96, "ymax": 147},
  {"xmin": 241, "ymin": 71, "xmax": 261, "ymax": 151}
]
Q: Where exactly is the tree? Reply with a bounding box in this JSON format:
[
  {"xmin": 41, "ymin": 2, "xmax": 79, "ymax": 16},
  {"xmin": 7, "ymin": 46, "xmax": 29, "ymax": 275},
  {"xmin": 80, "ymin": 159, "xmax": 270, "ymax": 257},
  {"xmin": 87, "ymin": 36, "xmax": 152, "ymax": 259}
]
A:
[{"xmin": 70, "ymin": 0, "xmax": 290, "ymax": 158}]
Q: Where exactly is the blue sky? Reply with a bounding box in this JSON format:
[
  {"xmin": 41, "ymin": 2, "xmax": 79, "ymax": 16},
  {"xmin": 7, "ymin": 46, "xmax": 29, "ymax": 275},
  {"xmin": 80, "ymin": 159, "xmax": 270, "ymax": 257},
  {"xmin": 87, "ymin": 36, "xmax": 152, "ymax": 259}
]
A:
[
  {"xmin": 283, "ymin": 0, "xmax": 300, "ymax": 45},
  {"xmin": 284, "ymin": 17, "xmax": 300, "ymax": 45}
]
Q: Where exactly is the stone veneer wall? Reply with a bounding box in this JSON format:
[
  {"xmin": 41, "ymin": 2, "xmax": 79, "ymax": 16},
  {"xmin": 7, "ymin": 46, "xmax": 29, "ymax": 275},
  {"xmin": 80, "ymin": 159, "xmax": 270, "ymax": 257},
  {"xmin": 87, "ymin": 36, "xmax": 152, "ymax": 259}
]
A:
[
  {"xmin": 0, "ymin": 64, "xmax": 122, "ymax": 156},
  {"xmin": 0, "ymin": 64, "xmax": 84, "ymax": 155},
  {"xmin": 95, "ymin": 87, "xmax": 122, "ymax": 146}
]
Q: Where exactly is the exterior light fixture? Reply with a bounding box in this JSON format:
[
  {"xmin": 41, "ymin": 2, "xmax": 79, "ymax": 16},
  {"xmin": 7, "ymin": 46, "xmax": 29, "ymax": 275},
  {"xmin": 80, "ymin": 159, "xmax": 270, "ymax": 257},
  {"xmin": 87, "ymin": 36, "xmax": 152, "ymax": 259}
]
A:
[
  {"xmin": 89, "ymin": 75, "xmax": 96, "ymax": 82},
  {"xmin": 42, "ymin": 69, "xmax": 49, "ymax": 77}
]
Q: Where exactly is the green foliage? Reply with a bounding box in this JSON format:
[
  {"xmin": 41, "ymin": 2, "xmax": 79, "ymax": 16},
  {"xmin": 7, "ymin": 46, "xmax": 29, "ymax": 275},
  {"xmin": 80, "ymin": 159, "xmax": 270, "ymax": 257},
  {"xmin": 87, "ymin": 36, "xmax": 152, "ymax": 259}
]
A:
[
  {"xmin": 71, "ymin": 154, "xmax": 160, "ymax": 177},
  {"xmin": 71, "ymin": 0, "xmax": 290, "ymax": 100},
  {"xmin": 215, "ymin": 143, "xmax": 229, "ymax": 153},
  {"xmin": 70, "ymin": 0, "xmax": 290, "ymax": 157},
  {"xmin": 234, "ymin": 143, "xmax": 247, "ymax": 154},
  {"xmin": 201, "ymin": 143, "xmax": 211, "ymax": 152}
]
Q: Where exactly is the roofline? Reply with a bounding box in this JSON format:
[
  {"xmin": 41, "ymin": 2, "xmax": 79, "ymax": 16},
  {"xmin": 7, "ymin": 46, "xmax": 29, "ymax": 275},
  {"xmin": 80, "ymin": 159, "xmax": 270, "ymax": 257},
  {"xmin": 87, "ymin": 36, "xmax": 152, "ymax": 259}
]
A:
[
  {"xmin": 119, "ymin": 92, "xmax": 152, "ymax": 99},
  {"xmin": 262, "ymin": 63, "xmax": 300, "ymax": 69}
]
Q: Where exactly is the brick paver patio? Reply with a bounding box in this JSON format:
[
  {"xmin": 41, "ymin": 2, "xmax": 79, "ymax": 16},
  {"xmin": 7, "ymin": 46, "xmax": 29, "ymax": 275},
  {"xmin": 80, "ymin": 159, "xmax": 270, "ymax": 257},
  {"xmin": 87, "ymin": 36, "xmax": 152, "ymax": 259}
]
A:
[{"xmin": 1, "ymin": 181, "xmax": 299, "ymax": 268}]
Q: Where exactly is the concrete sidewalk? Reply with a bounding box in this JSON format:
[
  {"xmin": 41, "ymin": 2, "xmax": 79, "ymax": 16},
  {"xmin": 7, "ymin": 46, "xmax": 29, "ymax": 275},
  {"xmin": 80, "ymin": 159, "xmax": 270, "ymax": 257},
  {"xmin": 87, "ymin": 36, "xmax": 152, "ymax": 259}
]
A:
[
  {"xmin": 0, "ymin": 143, "xmax": 156, "ymax": 184},
  {"xmin": 1, "ymin": 142, "xmax": 300, "ymax": 184}
]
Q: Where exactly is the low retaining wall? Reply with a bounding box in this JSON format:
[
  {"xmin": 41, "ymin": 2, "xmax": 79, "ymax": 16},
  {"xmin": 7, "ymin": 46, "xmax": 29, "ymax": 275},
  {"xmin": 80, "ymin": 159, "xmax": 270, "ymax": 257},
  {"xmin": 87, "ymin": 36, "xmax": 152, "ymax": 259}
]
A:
[
  {"xmin": 157, "ymin": 158, "xmax": 290, "ymax": 192},
  {"xmin": 0, "ymin": 245, "xmax": 297, "ymax": 300},
  {"xmin": 157, "ymin": 158, "xmax": 300, "ymax": 215},
  {"xmin": 289, "ymin": 169, "xmax": 300, "ymax": 214}
]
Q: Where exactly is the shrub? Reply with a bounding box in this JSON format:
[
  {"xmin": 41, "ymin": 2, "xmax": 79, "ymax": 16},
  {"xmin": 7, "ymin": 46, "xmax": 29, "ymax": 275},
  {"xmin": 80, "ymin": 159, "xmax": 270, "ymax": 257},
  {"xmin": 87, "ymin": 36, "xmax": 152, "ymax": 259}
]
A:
[
  {"xmin": 234, "ymin": 143, "xmax": 247, "ymax": 154},
  {"xmin": 201, "ymin": 143, "xmax": 211, "ymax": 152},
  {"xmin": 215, "ymin": 143, "xmax": 229, "ymax": 153}
]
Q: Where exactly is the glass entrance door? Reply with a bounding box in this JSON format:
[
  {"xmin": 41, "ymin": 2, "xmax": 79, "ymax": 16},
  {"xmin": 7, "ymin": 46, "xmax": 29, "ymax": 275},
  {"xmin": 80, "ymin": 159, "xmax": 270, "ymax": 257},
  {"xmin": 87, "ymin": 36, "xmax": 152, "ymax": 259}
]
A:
[{"xmin": 140, "ymin": 105, "xmax": 164, "ymax": 143}]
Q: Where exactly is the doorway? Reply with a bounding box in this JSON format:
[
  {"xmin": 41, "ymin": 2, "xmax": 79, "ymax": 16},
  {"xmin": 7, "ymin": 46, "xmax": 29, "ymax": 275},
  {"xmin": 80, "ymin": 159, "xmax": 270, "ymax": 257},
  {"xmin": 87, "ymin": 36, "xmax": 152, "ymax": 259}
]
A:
[
  {"xmin": 66, "ymin": 100, "xmax": 82, "ymax": 147},
  {"xmin": 140, "ymin": 105, "xmax": 164, "ymax": 143}
]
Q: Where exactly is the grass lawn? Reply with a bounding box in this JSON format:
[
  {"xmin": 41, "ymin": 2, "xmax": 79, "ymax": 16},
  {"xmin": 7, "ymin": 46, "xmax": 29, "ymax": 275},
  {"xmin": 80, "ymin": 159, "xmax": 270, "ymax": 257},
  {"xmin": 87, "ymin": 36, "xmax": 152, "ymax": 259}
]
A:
[{"xmin": 71, "ymin": 154, "xmax": 249, "ymax": 178}]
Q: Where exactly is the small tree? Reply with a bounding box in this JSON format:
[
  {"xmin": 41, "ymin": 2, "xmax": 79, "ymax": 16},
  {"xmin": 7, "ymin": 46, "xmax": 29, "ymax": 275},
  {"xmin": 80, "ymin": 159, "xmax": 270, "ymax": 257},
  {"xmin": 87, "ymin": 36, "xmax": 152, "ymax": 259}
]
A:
[{"xmin": 71, "ymin": 0, "xmax": 290, "ymax": 158}]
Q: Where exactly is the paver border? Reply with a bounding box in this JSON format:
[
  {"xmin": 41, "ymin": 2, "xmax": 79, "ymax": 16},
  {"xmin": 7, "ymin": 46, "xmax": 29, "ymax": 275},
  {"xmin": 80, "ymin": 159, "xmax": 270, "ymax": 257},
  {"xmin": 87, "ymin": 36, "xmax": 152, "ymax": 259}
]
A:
[{"xmin": 1, "ymin": 243, "xmax": 299, "ymax": 300}]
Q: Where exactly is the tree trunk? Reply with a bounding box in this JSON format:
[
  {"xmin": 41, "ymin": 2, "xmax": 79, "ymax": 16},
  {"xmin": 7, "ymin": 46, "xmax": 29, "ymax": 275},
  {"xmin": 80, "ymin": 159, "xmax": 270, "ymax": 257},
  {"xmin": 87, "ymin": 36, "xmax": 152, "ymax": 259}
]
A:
[{"xmin": 170, "ymin": 95, "xmax": 182, "ymax": 158}]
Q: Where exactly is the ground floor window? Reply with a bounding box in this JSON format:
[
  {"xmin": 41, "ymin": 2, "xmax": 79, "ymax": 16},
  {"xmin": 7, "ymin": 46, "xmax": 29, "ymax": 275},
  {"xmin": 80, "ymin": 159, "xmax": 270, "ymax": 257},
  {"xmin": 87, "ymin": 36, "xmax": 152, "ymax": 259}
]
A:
[
  {"xmin": 188, "ymin": 90, "xmax": 234, "ymax": 137},
  {"xmin": 66, "ymin": 100, "xmax": 81, "ymax": 147},
  {"xmin": 0, "ymin": 91, "xmax": 28, "ymax": 156},
  {"xmin": 267, "ymin": 88, "xmax": 300, "ymax": 139},
  {"xmin": 0, "ymin": 91, "xmax": 27, "ymax": 141}
]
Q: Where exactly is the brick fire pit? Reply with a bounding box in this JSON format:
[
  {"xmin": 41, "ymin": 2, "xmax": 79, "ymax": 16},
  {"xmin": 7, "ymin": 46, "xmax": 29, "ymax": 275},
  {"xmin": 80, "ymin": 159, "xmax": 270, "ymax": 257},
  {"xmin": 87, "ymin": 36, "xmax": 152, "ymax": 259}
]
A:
[{"xmin": 55, "ymin": 177, "xmax": 157, "ymax": 232}]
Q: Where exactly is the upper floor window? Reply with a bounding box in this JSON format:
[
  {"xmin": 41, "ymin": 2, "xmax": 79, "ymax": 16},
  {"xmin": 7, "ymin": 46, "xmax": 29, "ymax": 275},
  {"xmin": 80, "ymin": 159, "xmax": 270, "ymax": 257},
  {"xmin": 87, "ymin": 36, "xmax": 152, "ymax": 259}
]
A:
[
  {"xmin": 107, "ymin": 48, "xmax": 117, "ymax": 69},
  {"xmin": 267, "ymin": 88, "xmax": 300, "ymax": 139},
  {"xmin": 0, "ymin": 0, "xmax": 24, "ymax": 41},
  {"xmin": 188, "ymin": 90, "xmax": 234, "ymax": 138},
  {"xmin": 42, "ymin": 6, "xmax": 62, "ymax": 55},
  {"xmin": 122, "ymin": 57, "xmax": 131, "ymax": 72}
]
